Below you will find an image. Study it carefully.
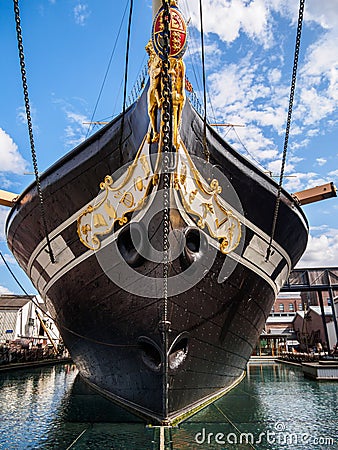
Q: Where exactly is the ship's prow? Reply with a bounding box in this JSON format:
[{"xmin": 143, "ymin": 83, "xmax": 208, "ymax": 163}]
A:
[{"xmin": 5, "ymin": 0, "xmax": 309, "ymax": 424}]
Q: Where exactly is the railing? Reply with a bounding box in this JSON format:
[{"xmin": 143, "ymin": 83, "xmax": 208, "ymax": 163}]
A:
[{"xmin": 282, "ymin": 268, "xmax": 338, "ymax": 291}]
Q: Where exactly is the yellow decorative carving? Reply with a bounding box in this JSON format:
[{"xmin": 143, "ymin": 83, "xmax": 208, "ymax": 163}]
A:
[
  {"xmin": 210, "ymin": 179, "xmax": 222, "ymax": 194},
  {"xmin": 77, "ymin": 136, "xmax": 157, "ymax": 250},
  {"xmin": 215, "ymin": 217, "xmax": 229, "ymax": 229},
  {"xmin": 169, "ymin": 57, "xmax": 186, "ymax": 148},
  {"xmin": 104, "ymin": 199, "xmax": 116, "ymax": 220},
  {"xmin": 134, "ymin": 177, "xmax": 144, "ymax": 192},
  {"xmin": 94, "ymin": 214, "xmax": 108, "ymax": 228},
  {"xmin": 140, "ymin": 154, "xmax": 150, "ymax": 178},
  {"xmin": 120, "ymin": 192, "xmax": 134, "ymax": 208},
  {"xmin": 180, "ymin": 162, "xmax": 187, "ymax": 185},
  {"xmin": 173, "ymin": 141, "xmax": 242, "ymax": 254},
  {"xmin": 146, "ymin": 41, "xmax": 162, "ymax": 143},
  {"xmin": 189, "ymin": 189, "xmax": 198, "ymax": 204},
  {"xmin": 146, "ymin": 9, "xmax": 186, "ymax": 149}
]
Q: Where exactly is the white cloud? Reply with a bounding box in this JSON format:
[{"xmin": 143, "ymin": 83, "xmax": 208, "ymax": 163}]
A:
[
  {"xmin": 297, "ymin": 228, "xmax": 338, "ymax": 268},
  {"xmin": 74, "ymin": 3, "xmax": 91, "ymax": 26},
  {"xmin": 52, "ymin": 98, "xmax": 89, "ymax": 148},
  {"xmin": 0, "ymin": 285, "xmax": 12, "ymax": 295},
  {"xmin": 283, "ymin": 172, "xmax": 329, "ymax": 193},
  {"xmin": 0, "ymin": 207, "xmax": 9, "ymax": 241},
  {"xmin": 0, "ymin": 253, "xmax": 16, "ymax": 266},
  {"xmin": 64, "ymin": 110, "xmax": 88, "ymax": 148},
  {"xmin": 316, "ymin": 158, "xmax": 327, "ymax": 166},
  {"xmin": 181, "ymin": 0, "xmax": 338, "ymax": 188},
  {"xmin": 182, "ymin": 0, "xmax": 273, "ymax": 48},
  {"xmin": 0, "ymin": 128, "xmax": 28, "ymax": 174}
]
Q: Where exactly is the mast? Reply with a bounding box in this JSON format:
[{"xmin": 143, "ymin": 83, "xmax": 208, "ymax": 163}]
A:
[
  {"xmin": 153, "ymin": 1, "xmax": 179, "ymax": 17},
  {"xmin": 152, "ymin": 0, "xmax": 162, "ymax": 17}
]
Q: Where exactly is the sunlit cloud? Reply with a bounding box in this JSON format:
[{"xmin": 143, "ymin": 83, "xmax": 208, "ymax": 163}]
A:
[
  {"xmin": 0, "ymin": 128, "xmax": 28, "ymax": 174},
  {"xmin": 0, "ymin": 285, "xmax": 13, "ymax": 295},
  {"xmin": 297, "ymin": 228, "xmax": 338, "ymax": 268},
  {"xmin": 74, "ymin": 3, "xmax": 91, "ymax": 26}
]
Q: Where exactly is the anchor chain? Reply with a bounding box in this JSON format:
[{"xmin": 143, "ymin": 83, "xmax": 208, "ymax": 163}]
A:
[
  {"xmin": 13, "ymin": 0, "xmax": 55, "ymax": 263},
  {"xmin": 160, "ymin": 0, "xmax": 172, "ymax": 420},
  {"xmin": 161, "ymin": 0, "xmax": 172, "ymax": 324},
  {"xmin": 266, "ymin": 0, "xmax": 305, "ymax": 261}
]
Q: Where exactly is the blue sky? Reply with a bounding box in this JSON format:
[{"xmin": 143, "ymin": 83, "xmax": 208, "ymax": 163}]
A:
[{"xmin": 0, "ymin": 0, "xmax": 338, "ymax": 295}]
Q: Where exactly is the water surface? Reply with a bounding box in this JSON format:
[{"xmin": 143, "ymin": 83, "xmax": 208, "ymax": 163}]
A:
[{"xmin": 0, "ymin": 363, "xmax": 337, "ymax": 449}]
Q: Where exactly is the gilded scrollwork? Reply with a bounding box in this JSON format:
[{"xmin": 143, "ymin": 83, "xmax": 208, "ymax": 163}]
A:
[
  {"xmin": 77, "ymin": 2, "xmax": 241, "ymax": 258},
  {"xmin": 173, "ymin": 141, "xmax": 242, "ymax": 254},
  {"xmin": 77, "ymin": 136, "xmax": 157, "ymax": 250}
]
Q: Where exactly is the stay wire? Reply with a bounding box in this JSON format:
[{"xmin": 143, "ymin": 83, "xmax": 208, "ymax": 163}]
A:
[
  {"xmin": 119, "ymin": 0, "xmax": 134, "ymax": 165},
  {"xmin": 266, "ymin": 0, "xmax": 305, "ymax": 261},
  {"xmin": 199, "ymin": 0, "xmax": 210, "ymax": 162},
  {"xmin": 232, "ymin": 127, "xmax": 268, "ymax": 173},
  {"xmin": 13, "ymin": 0, "xmax": 55, "ymax": 264},
  {"xmin": 213, "ymin": 403, "xmax": 257, "ymax": 450},
  {"xmin": 85, "ymin": 0, "xmax": 129, "ymax": 139},
  {"xmin": 0, "ymin": 251, "xmax": 30, "ymax": 297},
  {"xmin": 0, "ymin": 250, "xmax": 137, "ymax": 348}
]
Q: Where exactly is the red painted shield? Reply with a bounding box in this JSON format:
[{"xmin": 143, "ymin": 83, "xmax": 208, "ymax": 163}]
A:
[{"xmin": 152, "ymin": 6, "xmax": 188, "ymax": 59}]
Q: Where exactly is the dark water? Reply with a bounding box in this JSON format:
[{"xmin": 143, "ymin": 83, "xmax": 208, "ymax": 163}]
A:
[{"xmin": 0, "ymin": 363, "xmax": 337, "ymax": 449}]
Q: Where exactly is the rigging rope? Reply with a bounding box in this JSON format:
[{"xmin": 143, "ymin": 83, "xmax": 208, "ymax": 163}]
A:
[
  {"xmin": 266, "ymin": 0, "xmax": 305, "ymax": 262},
  {"xmin": 119, "ymin": 0, "xmax": 134, "ymax": 165},
  {"xmin": 0, "ymin": 251, "xmax": 30, "ymax": 297},
  {"xmin": 0, "ymin": 251, "xmax": 137, "ymax": 348},
  {"xmin": 13, "ymin": 0, "xmax": 55, "ymax": 264},
  {"xmin": 199, "ymin": 0, "xmax": 210, "ymax": 162},
  {"xmin": 85, "ymin": 0, "xmax": 130, "ymax": 139}
]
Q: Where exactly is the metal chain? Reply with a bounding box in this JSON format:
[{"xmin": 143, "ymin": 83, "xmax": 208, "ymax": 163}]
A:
[
  {"xmin": 13, "ymin": 0, "xmax": 55, "ymax": 264},
  {"xmin": 161, "ymin": 0, "xmax": 172, "ymax": 322},
  {"xmin": 266, "ymin": 0, "xmax": 305, "ymax": 262},
  {"xmin": 160, "ymin": 0, "xmax": 172, "ymax": 421}
]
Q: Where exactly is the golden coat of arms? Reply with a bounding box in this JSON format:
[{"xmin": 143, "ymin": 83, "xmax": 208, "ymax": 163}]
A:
[{"xmin": 152, "ymin": 4, "xmax": 187, "ymax": 59}]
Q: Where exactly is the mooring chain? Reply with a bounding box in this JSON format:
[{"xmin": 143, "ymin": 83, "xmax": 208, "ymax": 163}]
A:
[
  {"xmin": 13, "ymin": 0, "xmax": 55, "ymax": 263},
  {"xmin": 266, "ymin": 0, "xmax": 305, "ymax": 261},
  {"xmin": 161, "ymin": 0, "xmax": 172, "ymax": 326},
  {"xmin": 159, "ymin": 0, "xmax": 172, "ymax": 419}
]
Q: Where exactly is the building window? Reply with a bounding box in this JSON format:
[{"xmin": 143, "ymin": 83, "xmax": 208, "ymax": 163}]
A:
[
  {"xmin": 28, "ymin": 318, "xmax": 35, "ymax": 326},
  {"xmin": 289, "ymin": 303, "xmax": 294, "ymax": 312},
  {"xmin": 279, "ymin": 304, "xmax": 284, "ymax": 312},
  {"xmin": 298, "ymin": 303, "xmax": 303, "ymax": 310}
]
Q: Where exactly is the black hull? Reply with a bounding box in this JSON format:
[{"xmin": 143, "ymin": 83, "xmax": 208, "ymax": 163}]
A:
[{"xmin": 6, "ymin": 85, "xmax": 308, "ymax": 424}]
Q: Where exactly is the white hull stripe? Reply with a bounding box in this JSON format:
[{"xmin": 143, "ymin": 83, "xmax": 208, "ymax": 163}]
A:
[
  {"xmin": 27, "ymin": 194, "xmax": 292, "ymax": 281},
  {"xmin": 38, "ymin": 227, "xmax": 281, "ymax": 298}
]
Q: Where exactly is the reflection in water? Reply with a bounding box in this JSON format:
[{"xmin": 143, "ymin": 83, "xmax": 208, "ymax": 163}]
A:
[
  {"xmin": 0, "ymin": 365, "xmax": 153, "ymax": 449},
  {"xmin": 0, "ymin": 363, "xmax": 337, "ymax": 449},
  {"xmin": 175, "ymin": 363, "xmax": 338, "ymax": 449}
]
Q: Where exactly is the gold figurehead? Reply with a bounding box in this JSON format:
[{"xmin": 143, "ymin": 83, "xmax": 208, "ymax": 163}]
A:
[
  {"xmin": 147, "ymin": 1, "xmax": 187, "ymax": 148},
  {"xmin": 77, "ymin": 0, "xmax": 242, "ymax": 258}
]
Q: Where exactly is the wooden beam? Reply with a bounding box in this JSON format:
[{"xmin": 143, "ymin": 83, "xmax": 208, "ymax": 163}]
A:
[
  {"xmin": 0, "ymin": 189, "xmax": 18, "ymax": 207},
  {"xmin": 293, "ymin": 182, "xmax": 337, "ymax": 206}
]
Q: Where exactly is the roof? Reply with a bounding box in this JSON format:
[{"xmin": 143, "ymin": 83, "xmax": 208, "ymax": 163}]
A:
[
  {"xmin": 309, "ymin": 306, "xmax": 332, "ymax": 316},
  {"xmin": 277, "ymin": 292, "xmax": 301, "ymax": 299},
  {"xmin": 296, "ymin": 306, "xmax": 332, "ymax": 318},
  {"xmin": 0, "ymin": 295, "xmax": 34, "ymax": 309},
  {"xmin": 267, "ymin": 315, "xmax": 296, "ymax": 324}
]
